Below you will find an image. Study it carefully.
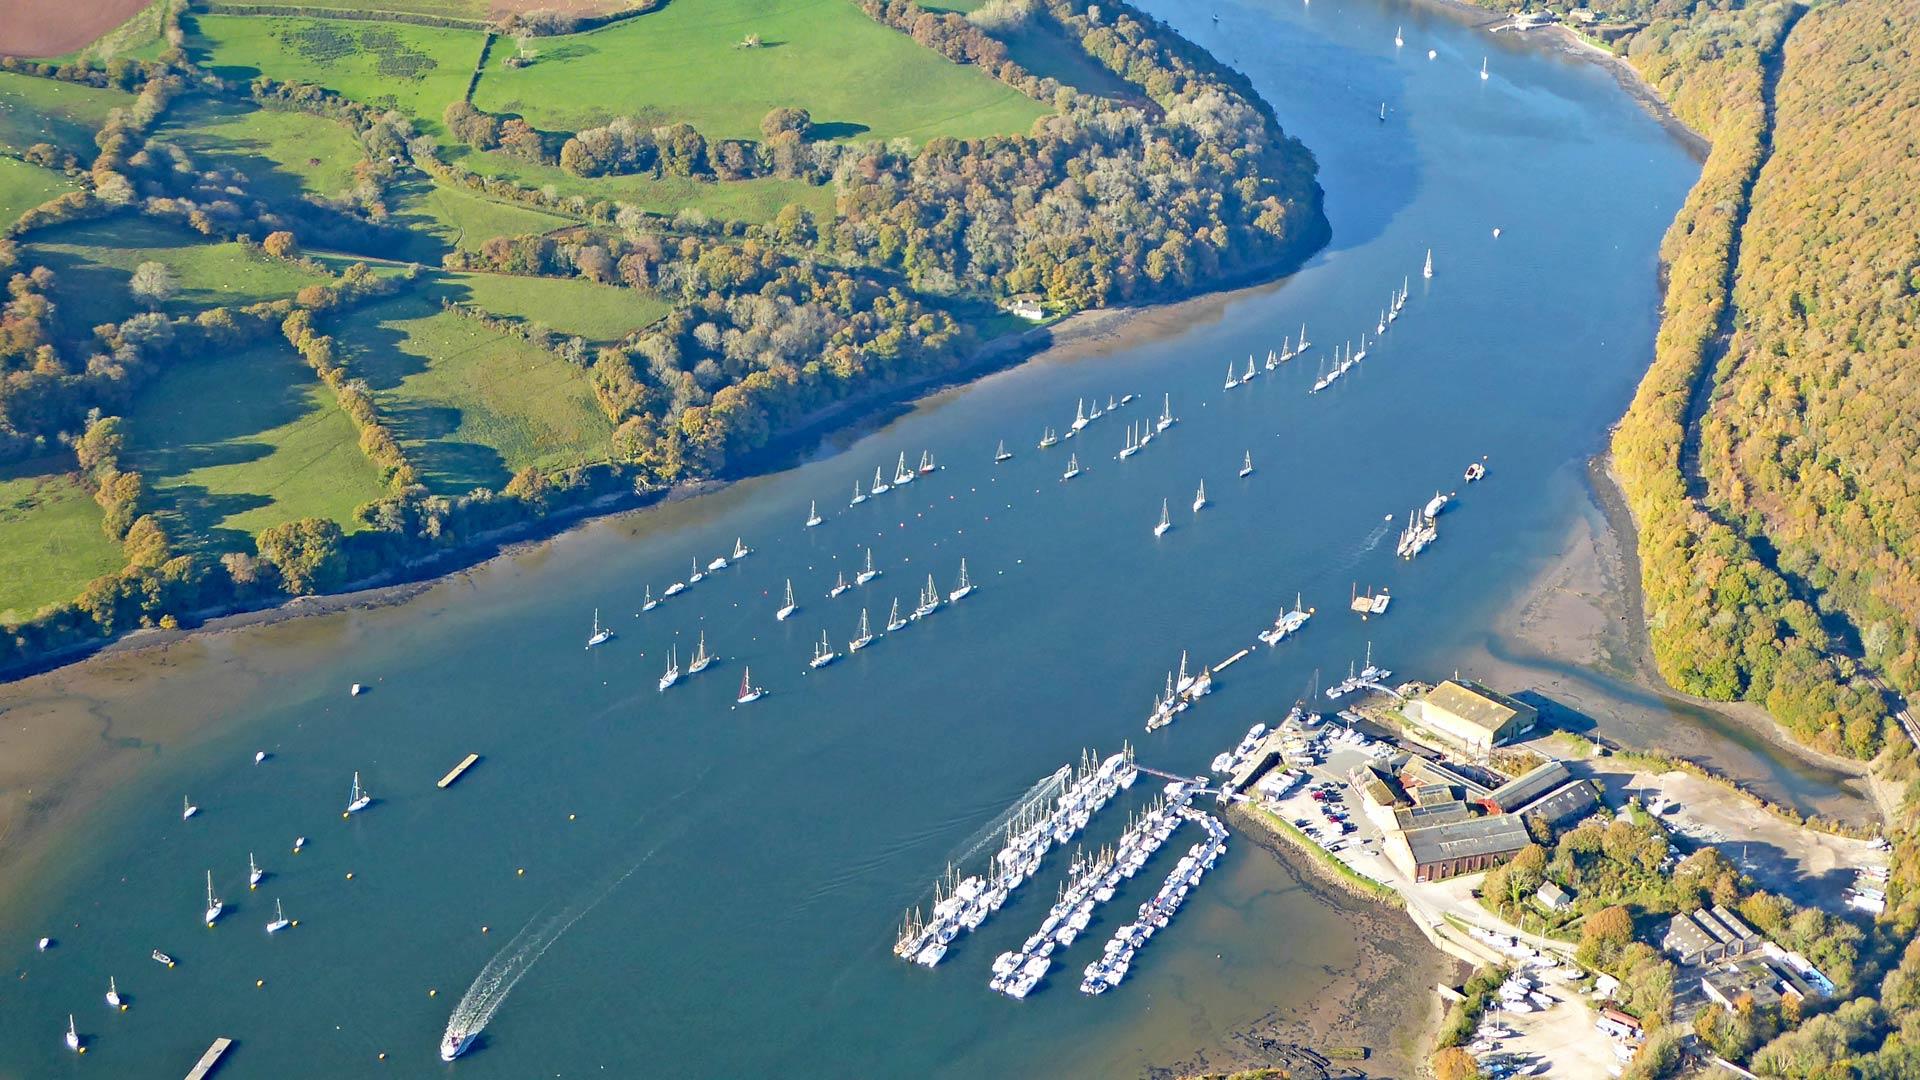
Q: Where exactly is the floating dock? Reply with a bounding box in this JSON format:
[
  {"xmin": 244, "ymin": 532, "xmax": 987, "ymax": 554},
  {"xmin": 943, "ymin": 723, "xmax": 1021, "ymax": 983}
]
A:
[
  {"xmin": 437, "ymin": 753, "xmax": 480, "ymax": 789},
  {"xmin": 184, "ymin": 1037, "xmax": 232, "ymax": 1079},
  {"xmin": 1214, "ymin": 647, "xmax": 1250, "ymax": 672}
]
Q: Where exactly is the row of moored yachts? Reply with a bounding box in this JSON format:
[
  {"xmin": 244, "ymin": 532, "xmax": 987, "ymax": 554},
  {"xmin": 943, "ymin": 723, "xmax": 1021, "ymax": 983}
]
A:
[{"xmin": 1079, "ymin": 804, "xmax": 1228, "ymax": 996}]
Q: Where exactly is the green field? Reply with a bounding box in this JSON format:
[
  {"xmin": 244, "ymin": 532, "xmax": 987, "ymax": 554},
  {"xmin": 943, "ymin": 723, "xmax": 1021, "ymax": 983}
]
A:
[
  {"xmin": 387, "ymin": 177, "xmax": 576, "ymax": 257},
  {"xmin": 0, "ymin": 71, "xmax": 133, "ymax": 157},
  {"xmin": 27, "ymin": 216, "xmax": 334, "ymax": 334},
  {"xmin": 0, "ymin": 461, "xmax": 125, "ymax": 624},
  {"xmin": 158, "ymin": 96, "xmax": 367, "ymax": 204},
  {"xmin": 125, "ymin": 338, "xmax": 388, "ymax": 552},
  {"xmin": 0, "ymin": 155, "xmax": 75, "ymax": 225},
  {"xmin": 433, "ymin": 271, "xmax": 667, "ymax": 340},
  {"xmin": 449, "ymin": 147, "xmax": 836, "ymax": 223},
  {"xmin": 185, "ymin": 15, "xmax": 485, "ymax": 136},
  {"xmin": 340, "ymin": 295, "xmax": 614, "ymax": 493},
  {"xmin": 997, "ymin": 18, "xmax": 1137, "ymax": 98},
  {"xmin": 472, "ymin": 0, "xmax": 1050, "ymax": 143}
]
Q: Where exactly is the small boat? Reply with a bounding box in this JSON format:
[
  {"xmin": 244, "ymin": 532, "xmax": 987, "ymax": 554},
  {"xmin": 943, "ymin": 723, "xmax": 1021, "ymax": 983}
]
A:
[
  {"xmin": 442, "ymin": 1029, "xmax": 477, "ymax": 1062},
  {"xmin": 181, "ymin": 796, "xmax": 198, "ymax": 821},
  {"xmin": 707, "ymin": 555, "xmax": 729, "ymax": 572},
  {"xmin": 106, "ymin": 977, "xmax": 122, "ymax": 1009},
  {"xmin": 254, "ymin": 750, "xmax": 266, "ymax": 764},
  {"xmin": 1424, "ymin": 491, "xmax": 1451, "ymax": 519},
  {"xmin": 1243, "ymin": 355, "xmax": 1257, "ymax": 383},
  {"xmin": 150, "ymin": 950, "xmax": 175, "ymax": 968},
  {"xmin": 1424, "ymin": 248, "xmax": 1434, "ymax": 279},
  {"xmin": 36, "ymin": 937, "xmax": 50, "ymax": 951},
  {"xmin": 687, "ymin": 632, "xmax": 713, "ymax": 674},
  {"xmin": 995, "ymin": 440, "xmax": 1013, "ymax": 463},
  {"xmin": 1379, "ymin": 101, "xmax": 1387, "ymax": 122},
  {"xmin": 1061, "ymin": 454, "xmax": 1081, "ymax": 481},
  {"xmin": 776, "ymin": 579, "xmax": 798, "ymax": 621},
  {"xmin": 1353, "ymin": 334, "xmax": 1368, "ymax": 363},
  {"xmin": 1039, "ymin": 427, "xmax": 1058, "ymax": 449},
  {"xmin": 350, "ymin": 683, "xmax": 365, "ymax": 697},
  {"xmin": 265, "ymin": 898, "xmax": 290, "ymax": 934},
  {"xmin": 1465, "ymin": 460, "xmax": 1487, "ymax": 482},
  {"xmin": 886, "ymin": 597, "xmax": 908, "ymax": 632},
  {"xmin": 737, "ymin": 668, "xmax": 763, "ymax": 704},
  {"xmin": 1154, "ymin": 500, "xmax": 1172, "ymax": 538},
  {"xmin": 1239, "ymin": 451, "xmax": 1253, "ymax": 478},
  {"xmin": 806, "ymin": 500, "xmax": 823, "ymax": 528},
  {"xmin": 663, "ymin": 579, "xmax": 687, "ymax": 597},
  {"xmin": 1378, "ymin": 309, "xmax": 1387, "ymax": 334},
  {"xmin": 1157, "ymin": 394, "xmax": 1175, "ymax": 432},
  {"xmin": 871, "ymin": 466, "xmax": 890, "ymax": 496},
  {"xmin": 919, "ymin": 450, "xmax": 936, "ymax": 475},
  {"xmin": 1108, "ymin": 395, "xmax": 1119, "ymax": 411},
  {"xmin": 248, "ymin": 853, "xmax": 263, "ymax": 889},
  {"xmin": 658, "ymin": 646, "xmax": 681, "ymax": 692},
  {"xmin": 894, "ymin": 452, "xmax": 914, "ymax": 486},
  {"xmin": 1493, "ymin": 227, "xmax": 1502, "ymax": 238},
  {"xmin": 1480, "ymin": 56, "xmax": 1489, "ymax": 80},
  {"xmin": 856, "ymin": 548, "xmax": 881, "ymax": 585},
  {"xmin": 1088, "ymin": 399, "xmax": 1103, "ymax": 420},
  {"xmin": 1192, "ymin": 481, "xmax": 1207, "ymax": 513},
  {"xmin": 1280, "ymin": 335, "xmax": 1294, "ymax": 362},
  {"xmin": 1223, "ymin": 363, "xmax": 1238, "ymax": 390},
  {"xmin": 1071, "ymin": 399, "xmax": 1089, "ymax": 431},
  {"xmin": 732, "ymin": 537, "xmax": 751, "ymax": 559},
  {"xmin": 203, "ymin": 871, "xmax": 223, "ymax": 927},
  {"xmin": 851, "ymin": 480, "xmax": 867, "ymax": 506},
  {"xmin": 1297, "ymin": 322, "xmax": 1311, "ymax": 350},
  {"xmin": 346, "ymin": 771, "xmax": 371, "ymax": 815},
  {"xmin": 828, "ymin": 571, "xmax": 850, "ymax": 599},
  {"xmin": 849, "ymin": 609, "xmax": 874, "ymax": 652},
  {"xmin": 65, "ymin": 1015, "xmax": 79, "ymax": 1053},
  {"xmin": 1394, "ymin": 24, "xmax": 1403, "ymax": 46},
  {"xmin": 1118, "ymin": 423, "xmax": 1141, "ymax": 459},
  {"xmin": 1121, "ymin": 393, "xmax": 1134, "ymax": 405},
  {"xmin": 1371, "ymin": 589, "xmax": 1392, "ymax": 615},
  {"xmin": 948, "ymin": 559, "xmax": 974, "ymax": 602},
  {"xmin": 292, "ymin": 836, "xmax": 306, "ymax": 853},
  {"xmin": 810, "ymin": 632, "xmax": 838, "ymax": 669},
  {"xmin": 688, "ymin": 558, "xmax": 705, "ymax": 585},
  {"xmin": 642, "ymin": 585, "xmax": 657, "ymax": 612}
]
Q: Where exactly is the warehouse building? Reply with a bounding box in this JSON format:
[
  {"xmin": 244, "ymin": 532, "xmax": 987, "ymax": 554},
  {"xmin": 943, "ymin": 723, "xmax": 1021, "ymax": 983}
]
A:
[
  {"xmin": 1384, "ymin": 813, "xmax": 1532, "ymax": 882},
  {"xmin": 1403, "ymin": 679, "xmax": 1539, "ymax": 754}
]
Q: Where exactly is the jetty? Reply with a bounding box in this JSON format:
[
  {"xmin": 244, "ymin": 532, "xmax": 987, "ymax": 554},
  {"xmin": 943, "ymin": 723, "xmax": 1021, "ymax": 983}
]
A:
[
  {"xmin": 184, "ymin": 1037, "xmax": 232, "ymax": 1079},
  {"xmin": 437, "ymin": 753, "xmax": 481, "ymax": 789}
]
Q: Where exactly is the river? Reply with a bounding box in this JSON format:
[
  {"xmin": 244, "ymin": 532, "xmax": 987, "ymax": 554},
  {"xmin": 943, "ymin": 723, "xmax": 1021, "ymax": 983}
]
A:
[{"xmin": 0, "ymin": 0, "xmax": 1707, "ymax": 1076}]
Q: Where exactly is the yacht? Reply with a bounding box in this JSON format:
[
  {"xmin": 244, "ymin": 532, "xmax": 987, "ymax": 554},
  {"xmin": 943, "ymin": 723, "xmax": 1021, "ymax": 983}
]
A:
[
  {"xmin": 919, "ymin": 450, "xmax": 936, "ymax": 475},
  {"xmin": 663, "ymin": 578, "xmax": 687, "ymax": 597},
  {"xmin": 1243, "ymin": 355, "xmax": 1257, "ymax": 383},
  {"xmin": 1071, "ymin": 399, "xmax": 1089, "ymax": 431},
  {"xmin": 106, "ymin": 977, "xmax": 122, "ymax": 1009},
  {"xmin": 1353, "ymin": 334, "xmax": 1368, "ymax": 363},
  {"xmin": 1278, "ymin": 335, "xmax": 1293, "ymax": 363},
  {"xmin": 1310, "ymin": 360, "xmax": 1330, "ymax": 394},
  {"xmin": 1088, "ymin": 398, "xmax": 1103, "ymax": 420},
  {"xmin": 828, "ymin": 571, "xmax": 851, "ymax": 599},
  {"xmin": 1297, "ymin": 322, "xmax": 1311, "ymax": 350},
  {"xmin": 1223, "ymin": 363, "xmax": 1238, "ymax": 390},
  {"xmin": 995, "ymin": 440, "xmax": 1013, "ymax": 463},
  {"xmin": 203, "ymin": 871, "xmax": 223, "ymax": 927},
  {"xmin": 441, "ymin": 1029, "xmax": 476, "ymax": 1062},
  {"xmin": 1192, "ymin": 481, "xmax": 1207, "ymax": 513},
  {"xmin": 642, "ymin": 585, "xmax": 657, "ymax": 612},
  {"xmin": 806, "ymin": 500, "xmax": 823, "ymax": 528},
  {"xmin": 1153, "ymin": 500, "xmax": 1172, "ymax": 538},
  {"xmin": 1120, "ymin": 393, "xmax": 1135, "ymax": 405},
  {"xmin": 893, "ymin": 452, "xmax": 914, "ymax": 486},
  {"xmin": 856, "ymin": 548, "xmax": 881, "ymax": 585},
  {"xmin": 346, "ymin": 771, "xmax": 371, "ymax": 814},
  {"xmin": 733, "ymin": 537, "xmax": 751, "ymax": 559},
  {"xmin": 182, "ymin": 795, "xmax": 198, "ymax": 821},
  {"xmin": 948, "ymin": 559, "xmax": 974, "ymax": 602},
  {"xmin": 777, "ymin": 580, "xmax": 798, "ymax": 621},
  {"xmin": 1061, "ymin": 454, "xmax": 1081, "ymax": 481},
  {"xmin": 1424, "ymin": 490, "xmax": 1451, "ymax": 519},
  {"xmin": 1480, "ymin": 57, "xmax": 1489, "ymax": 80},
  {"xmin": 1039, "ymin": 427, "xmax": 1058, "ymax": 449},
  {"xmin": 810, "ymin": 632, "xmax": 839, "ymax": 669},
  {"xmin": 1157, "ymin": 394, "xmax": 1175, "ymax": 432},
  {"xmin": 1239, "ymin": 451, "xmax": 1253, "ymax": 478},
  {"xmin": 65, "ymin": 1015, "xmax": 79, "ymax": 1053},
  {"xmin": 851, "ymin": 480, "xmax": 867, "ymax": 506},
  {"xmin": 151, "ymin": 950, "xmax": 176, "ymax": 968},
  {"xmin": 1118, "ymin": 423, "xmax": 1141, "ymax": 459},
  {"xmin": 707, "ymin": 554, "xmax": 729, "ymax": 572},
  {"xmin": 737, "ymin": 668, "xmax": 764, "ymax": 704},
  {"xmin": 911, "ymin": 575, "xmax": 942, "ymax": 620},
  {"xmin": 586, "ymin": 609, "xmax": 612, "ymax": 648},
  {"xmin": 849, "ymin": 609, "xmax": 875, "ymax": 652},
  {"xmin": 292, "ymin": 837, "xmax": 305, "ymax": 853},
  {"xmin": 1424, "ymin": 248, "xmax": 1434, "ymax": 279},
  {"xmin": 871, "ymin": 466, "xmax": 890, "ymax": 496},
  {"xmin": 266, "ymin": 898, "xmax": 290, "ymax": 934},
  {"xmin": 885, "ymin": 597, "xmax": 908, "ymax": 632},
  {"xmin": 658, "ymin": 646, "xmax": 680, "ymax": 691},
  {"xmin": 1378, "ymin": 309, "xmax": 1387, "ymax": 334},
  {"xmin": 687, "ymin": 558, "xmax": 705, "ymax": 585},
  {"xmin": 1395, "ymin": 24, "xmax": 1404, "ymax": 46},
  {"xmin": 688, "ymin": 632, "xmax": 713, "ymax": 674},
  {"xmin": 249, "ymin": 853, "xmax": 263, "ymax": 889}
]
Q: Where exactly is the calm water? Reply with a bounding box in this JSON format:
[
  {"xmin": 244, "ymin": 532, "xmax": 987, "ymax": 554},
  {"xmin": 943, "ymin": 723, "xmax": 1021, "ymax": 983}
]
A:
[{"xmin": 0, "ymin": 1, "xmax": 1704, "ymax": 1076}]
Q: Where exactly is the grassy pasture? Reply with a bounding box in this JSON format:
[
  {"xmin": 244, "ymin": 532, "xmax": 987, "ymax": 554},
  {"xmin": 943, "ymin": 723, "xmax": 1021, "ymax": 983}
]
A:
[
  {"xmin": 339, "ymin": 294, "xmax": 614, "ymax": 493},
  {"xmin": 185, "ymin": 15, "xmax": 485, "ymax": 136},
  {"xmin": 0, "ymin": 461, "xmax": 124, "ymax": 624},
  {"xmin": 432, "ymin": 271, "xmax": 668, "ymax": 340},
  {"xmin": 0, "ymin": 71, "xmax": 133, "ymax": 157},
  {"xmin": 996, "ymin": 18, "xmax": 1137, "ymax": 98},
  {"xmin": 472, "ymin": 0, "xmax": 1049, "ymax": 143},
  {"xmin": 446, "ymin": 147, "xmax": 835, "ymax": 224},
  {"xmin": 157, "ymin": 96, "xmax": 367, "ymax": 204},
  {"xmin": 386, "ymin": 177, "xmax": 575, "ymax": 258},
  {"xmin": 0, "ymin": 155, "xmax": 75, "ymax": 225},
  {"xmin": 125, "ymin": 338, "xmax": 388, "ymax": 551}
]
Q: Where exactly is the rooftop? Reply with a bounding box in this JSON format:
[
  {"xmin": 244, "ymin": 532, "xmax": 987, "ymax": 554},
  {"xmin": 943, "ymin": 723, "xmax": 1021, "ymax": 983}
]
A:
[
  {"xmin": 1487, "ymin": 760, "xmax": 1571, "ymax": 812},
  {"xmin": 1401, "ymin": 813, "xmax": 1531, "ymax": 865},
  {"xmin": 1394, "ymin": 800, "xmax": 1475, "ymax": 831},
  {"xmin": 1422, "ymin": 679, "xmax": 1535, "ymax": 734}
]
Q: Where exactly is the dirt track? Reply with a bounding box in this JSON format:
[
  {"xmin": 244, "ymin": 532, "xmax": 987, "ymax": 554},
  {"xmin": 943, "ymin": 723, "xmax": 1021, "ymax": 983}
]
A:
[{"xmin": 0, "ymin": 0, "xmax": 150, "ymax": 57}]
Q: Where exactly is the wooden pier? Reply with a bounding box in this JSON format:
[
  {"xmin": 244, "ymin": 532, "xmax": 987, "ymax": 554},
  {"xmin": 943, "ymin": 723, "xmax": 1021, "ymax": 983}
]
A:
[
  {"xmin": 184, "ymin": 1037, "xmax": 231, "ymax": 1079},
  {"xmin": 438, "ymin": 753, "xmax": 481, "ymax": 789}
]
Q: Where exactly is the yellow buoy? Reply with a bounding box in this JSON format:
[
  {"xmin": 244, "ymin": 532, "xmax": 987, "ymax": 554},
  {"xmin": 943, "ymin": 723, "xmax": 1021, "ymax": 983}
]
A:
[
  {"xmin": 290, "ymin": 920, "xmax": 299, "ymax": 928},
  {"xmin": 378, "ymin": 1052, "xmax": 387, "ymax": 1061},
  {"xmin": 119, "ymin": 1004, "xmax": 128, "ymax": 1012},
  {"xmin": 342, "ymin": 812, "xmax": 350, "ymax": 819},
  {"xmin": 568, "ymin": 813, "xmax": 576, "ymax": 821},
  {"xmin": 77, "ymin": 1047, "xmax": 86, "ymax": 1055},
  {"xmin": 481, "ymin": 925, "xmax": 489, "ymax": 934}
]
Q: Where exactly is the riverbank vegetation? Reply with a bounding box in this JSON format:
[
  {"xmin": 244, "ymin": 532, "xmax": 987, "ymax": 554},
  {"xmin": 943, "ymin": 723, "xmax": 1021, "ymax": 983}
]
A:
[{"xmin": 0, "ymin": 0, "xmax": 1324, "ymax": 671}]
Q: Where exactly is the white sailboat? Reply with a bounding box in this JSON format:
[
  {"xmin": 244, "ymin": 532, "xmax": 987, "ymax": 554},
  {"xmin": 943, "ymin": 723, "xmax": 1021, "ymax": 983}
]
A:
[
  {"xmin": 182, "ymin": 795, "xmax": 198, "ymax": 821},
  {"xmin": 851, "ymin": 480, "xmax": 867, "ymax": 506},
  {"xmin": 1480, "ymin": 57, "xmax": 1489, "ymax": 80},
  {"xmin": 1061, "ymin": 453, "xmax": 1081, "ymax": 480},
  {"xmin": 1223, "ymin": 362, "xmax": 1238, "ymax": 390},
  {"xmin": 733, "ymin": 537, "xmax": 751, "ymax": 559},
  {"xmin": 995, "ymin": 439, "xmax": 1013, "ymax": 463},
  {"xmin": 894, "ymin": 452, "xmax": 914, "ymax": 486},
  {"xmin": 1394, "ymin": 24, "xmax": 1404, "ymax": 47},
  {"xmin": 806, "ymin": 500, "xmax": 823, "ymax": 528},
  {"xmin": 1424, "ymin": 248, "xmax": 1434, "ymax": 279},
  {"xmin": 1279, "ymin": 335, "xmax": 1293, "ymax": 362},
  {"xmin": 919, "ymin": 450, "xmax": 936, "ymax": 475},
  {"xmin": 642, "ymin": 585, "xmax": 657, "ymax": 612},
  {"xmin": 1157, "ymin": 393, "xmax": 1175, "ymax": 431},
  {"xmin": 266, "ymin": 897, "xmax": 290, "ymax": 934},
  {"xmin": 248, "ymin": 853, "xmax": 263, "ymax": 889},
  {"xmin": 346, "ymin": 771, "xmax": 371, "ymax": 815},
  {"xmin": 1088, "ymin": 398, "xmax": 1103, "ymax": 420},
  {"xmin": 849, "ymin": 609, "xmax": 874, "ymax": 652},
  {"xmin": 688, "ymin": 632, "xmax": 713, "ymax": 674},
  {"xmin": 737, "ymin": 668, "xmax": 763, "ymax": 704},
  {"xmin": 586, "ymin": 608, "xmax": 612, "ymax": 648},
  {"xmin": 203, "ymin": 871, "xmax": 223, "ymax": 927},
  {"xmin": 1071, "ymin": 398, "xmax": 1089, "ymax": 431},
  {"xmin": 948, "ymin": 559, "xmax": 974, "ymax": 602},
  {"xmin": 856, "ymin": 547, "xmax": 881, "ymax": 585},
  {"xmin": 105, "ymin": 977, "xmax": 122, "ymax": 1009},
  {"xmin": 658, "ymin": 646, "xmax": 680, "ymax": 691},
  {"xmin": 1119, "ymin": 422, "xmax": 1141, "ymax": 459},
  {"xmin": 1192, "ymin": 481, "xmax": 1207, "ymax": 512},
  {"xmin": 1354, "ymin": 334, "xmax": 1369, "ymax": 363},
  {"xmin": 1154, "ymin": 499, "xmax": 1172, "ymax": 538},
  {"xmin": 1298, "ymin": 322, "xmax": 1311, "ymax": 350},
  {"xmin": 65, "ymin": 1015, "xmax": 79, "ymax": 1052},
  {"xmin": 1240, "ymin": 451, "xmax": 1253, "ymax": 478},
  {"xmin": 688, "ymin": 557, "xmax": 705, "ymax": 585},
  {"xmin": 1243, "ymin": 355, "xmax": 1257, "ymax": 383},
  {"xmin": 886, "ymin": 597, "xmax": 908, "ymax": 632},
  {"xmin": 828, "ymin": 571, "xmax": 850, "ymax": 598},
  {"xmin": 1039, "ymin": 426, "xmax": 1058, "ymax": 449},
  {"xmin": 810, "ymin": 631, "xmax": 838, "ymax": 669},
  {"xmin": 777, "ymin": 579, "xmax": 798, "ymax": 621},
  {"xmin": 1378, "ymin": 309, "xmax": 1387, "ymax": 334},
  {"xmin": 871, "ymin": 466, "xmax": 890, "ymax": 496},
  {"xmin": 911, "ymin": 574, "xmax": 942, "ymax": 620}
]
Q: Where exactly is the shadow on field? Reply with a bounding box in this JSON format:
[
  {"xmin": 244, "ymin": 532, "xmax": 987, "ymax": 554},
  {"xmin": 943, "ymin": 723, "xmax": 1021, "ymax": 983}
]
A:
[{"xmin": 809, "ymin": 120, "xmax": 869, "ymax": 140}]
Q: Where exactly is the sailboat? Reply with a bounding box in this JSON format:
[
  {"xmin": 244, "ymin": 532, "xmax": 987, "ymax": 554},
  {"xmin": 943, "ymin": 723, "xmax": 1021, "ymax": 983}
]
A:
[
  {"xmin": 733, "ymin": 537, "xmax": 751, "ymax": 559},
  {"xmin": 994, "ymin": 439, "xmax": 1013, "ymax": 463},
  {"xmin": 642, "ymin": 585, "xmax": 658, "ymax": 612},
  {"xmin": 1061, "ymin": 453, "xmax": 1081, "ymax": 481},
  {"xmin": 688, "ymin": 631, "xmax": 713, "ymax": 674},
  {"xmin": 658, "ymin": 646, "xmax": 680, "ymax": 691},
  {"xmin": 1157, "ymin": 393, "xmax": 1175, "ymax": 432},
  {"xmin": 1378, "ymin": 309, "xmax": 1387, "ymax": 334},
  {"xmin": 1223, "ymin": 362, "xmax": 1238, "ymax": 390},
  {"xmin": 106, "ymin": 977, "xmax": 122, "ymax": 1009},
  {"xmin": 249, "ymin": 853, "xmax": 263, "ymax": 889},
  {"xmin": 1240, "ymin": 451, "xmax": 1254, "ymax": 478},
  {"xmin": 810, "ymin": 631, "xmax": 838, "ymax": 669},
  {"xmin": 1379, "ymin": 101, "xmax": 1387, "ymax": 122},
  {"xmin": 203, "ymin": 871, "xmax": 223, "ymax": 927},
  {"xmin": 1278, "ymin": 335, "xmax": 1293, "ymax": 363},
  {"xmin": 1153, "ymin": 499, "xmax": 1172, "ymax": 538},
  {"xmin": 1310, "ymin": 359, "xmax": 1330, "ymax": 394},
  {"xmin": 1244, "ymin": 355, "xmax": 1257, "ymax": 383},
  {"xmin": 828, "ymin": 571, "xmax": 851, "ymax": 598},
  {"xmin": 949, "ymin": 559, "xmax": 974, "ymax": 602},
  {"xmin": 1424, "ymin": 248, "xmax": 1434, "ymax": 279},
  {"xmin": 1088, "ymin": 398, "xmax": 1103, "ymax": 421},
  {"xmin": 851, "ymin": 480, "xmax": 867, "ymax": 506},
  {"xmin": 849, "ymin": 609, "xmax": 874, "ymax": 652},
  {"xmin": 911, "ymin": 574, "xmax": 942, "ymax": 620},
  {"xmin": 886, "ymin": 597, "xmax": 908, "ymax": 632},
  {"xmin": 687, "ymin": 557, "xmax": 705, "ymax": 585},
  {"xmin": 1071, "ymin": 398, "xmax": 1089, "ymax": 431},
  {"xmin": 737, "ymin": 668, "xmax": 763, "ymax": 704},
  {"xmin": 266, "ymin": 897, "xmax": 290, "ymax": 934},
  {"xmin": 1039, "ymin": 426, "xmax": 1058, "ymax": 449},
  {"xmin": 1480, "ymin": 57, "xmax": 1489, "ymax": 80},
  {"xmin": 1354, "ymin": 333, "xmax": 1369, "ymax": 363},
  {"xmin": 1193, "ymin": 481, "xmax": 1207, "ymax": 512},
  {"xmin": 346, "ymin": 771, "xmax": 371, "ymax": 814},
  {"xmin": 1119, "ymin": 422, "xmax": 1141, "ymax": 459},
  {"xmin": 777, "ymin": 579, "xmax": 798, "ymax": 621},
  {"xmin": 1297, "ymin": 322, "xmax": 1311, "ymax": 350},
  {"xmin": 919, "ymin": 450, "xmax": 936, "ymax": 475},
  {"xmin": 894, "ymin": 452, "xmax": 914, "ymax": 486},
  {"xmin": 806, "ymin": 500, "xmax": 823, "ymax": 528},
  {"xmin": 65, "ymin": 1015, "xmax": 79, "ymax": 1052},
  {"xmin": 586, "ymin": 608, "xmax": 612, "ymax": 648},
  {"xmin": 856, "ymin": 548, "xmax": 880, "ymax": 585},
  {"xmin": 182, "ymin": 795, "xmax": 198, "ymax": 821},
  {"xmin": 1394, "ymin": 24, "xmax": 1404, "ymax": 47},
  {"xmin": 871, "ymin": 466, "xmax": 891, "ymax": 496}
]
